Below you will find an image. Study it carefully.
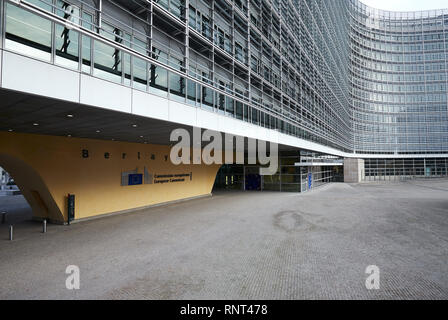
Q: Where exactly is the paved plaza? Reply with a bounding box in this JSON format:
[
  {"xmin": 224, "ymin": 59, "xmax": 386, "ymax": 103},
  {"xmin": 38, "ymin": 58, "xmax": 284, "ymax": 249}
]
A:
[{"xmin": 0, "ymin": 180, "xmax": 447, "ymax": 299}]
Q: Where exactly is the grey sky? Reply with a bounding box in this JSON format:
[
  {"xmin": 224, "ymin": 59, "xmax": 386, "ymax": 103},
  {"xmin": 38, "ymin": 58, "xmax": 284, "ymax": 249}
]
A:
[{"xmin": 359, "ymin": 0, "xmax": 448, "ymax": 12}]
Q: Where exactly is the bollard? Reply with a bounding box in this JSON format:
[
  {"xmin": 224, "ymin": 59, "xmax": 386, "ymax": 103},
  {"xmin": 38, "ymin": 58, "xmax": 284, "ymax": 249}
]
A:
[
  {"xmin": 9, "ymin": 225, "xmax": 13, "ymax": 241},
  {"xmin": 1, "ymin": 212, "xmax": 6, "ymax": 224},
  {"xmin": 43, "ymin": 219, "xmax": 47, "ymax": 234}
]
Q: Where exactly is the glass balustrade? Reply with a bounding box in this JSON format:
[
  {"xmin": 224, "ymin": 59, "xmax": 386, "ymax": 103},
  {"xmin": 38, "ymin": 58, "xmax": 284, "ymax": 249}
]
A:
[{"xmin": 0, "ymin": 0, "xmax": 330, "ymax": 147}]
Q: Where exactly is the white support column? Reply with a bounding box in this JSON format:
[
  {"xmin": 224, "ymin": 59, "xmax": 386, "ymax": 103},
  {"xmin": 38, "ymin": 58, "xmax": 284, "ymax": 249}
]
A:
[{"xmin": 344, "ymin": 158, "xmax": 365, "ymax": 183}]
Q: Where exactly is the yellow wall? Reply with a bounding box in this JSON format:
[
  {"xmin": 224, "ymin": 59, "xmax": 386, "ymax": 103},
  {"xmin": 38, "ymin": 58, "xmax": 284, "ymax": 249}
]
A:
[{"xmin": 0, "ymin": 132, "xmax": 220, "ymax": 223}]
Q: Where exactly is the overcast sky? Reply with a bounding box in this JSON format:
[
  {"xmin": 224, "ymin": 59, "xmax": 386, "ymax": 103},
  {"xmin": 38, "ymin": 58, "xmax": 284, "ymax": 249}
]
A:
[{"xmin": 359, "ymin": 0, "xmax": 448, "ymax": 11}]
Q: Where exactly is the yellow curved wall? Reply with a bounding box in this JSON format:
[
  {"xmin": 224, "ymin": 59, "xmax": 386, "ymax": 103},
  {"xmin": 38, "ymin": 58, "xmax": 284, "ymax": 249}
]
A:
[{"xmin": 0, "ymin": 132, "xmax": 220, "ymax": 223}]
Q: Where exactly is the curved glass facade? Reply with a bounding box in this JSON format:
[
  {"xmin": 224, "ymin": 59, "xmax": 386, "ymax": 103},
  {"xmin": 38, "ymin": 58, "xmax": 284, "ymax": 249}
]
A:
[
  {"xmin": 0, "ymin": 0, "xmax": 447, "ymax": 156},
  {"xmin": 350, "ymin": 1, "xmax": 448, "ymax": 154}
]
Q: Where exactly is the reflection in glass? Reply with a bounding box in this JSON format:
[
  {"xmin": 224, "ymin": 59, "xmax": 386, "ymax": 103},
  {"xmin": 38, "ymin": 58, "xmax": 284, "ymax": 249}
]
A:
[
  {"xmin": 132, "ymin": 38, "xmax": 148, "ymax": 91},
  {"xmin": 81, "ymin": 12, "xmax": 93, "ymax": 73},
  {"xmin": 94, "ymin": 40, "xmax": 122, "ymax": 83},
  {"xmin": 150, "ymin": 64, "xmax": 168, "ymax": 96},
  {"xmin": 5, "ymin": 3, "xmax": 52, "ymax": 61},
  {"xmin": 169, "ymin": 72, "xmax": 186, "ymax": 102},
  {"xmin": 187, "ymin": 79, "xmax": 198, "ymax": 106},
  {"xmin": 55, "ymin": 23, "xmax": 79, "ymax": 69}
]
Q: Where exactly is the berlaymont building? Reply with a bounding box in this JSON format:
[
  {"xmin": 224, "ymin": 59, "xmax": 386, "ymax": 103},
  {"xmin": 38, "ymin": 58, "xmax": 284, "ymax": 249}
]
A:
[{"xmin": 0, "ymin": 0, "xmax": 447, "ymax": 224}]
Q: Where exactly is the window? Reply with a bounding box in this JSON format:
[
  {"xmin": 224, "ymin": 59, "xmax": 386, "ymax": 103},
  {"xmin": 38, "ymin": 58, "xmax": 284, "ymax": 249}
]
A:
[
  {"xmin": 235, "ymin": 42, "xmax": 244, "ymax": 62},
  {"xmin": 94, "ymin": 23, "xmax": 124, "ymax": 83},
  {"xmin": 150, "ymin": 47, "xmax": 168, "ymax": 96},
  {"xmin": 55, "ymin": 0, "xmax": 80, "ymax": 25},
  {"xmin": 81, "ymin": 12, "xmax": 94, "ymax": 73},
  {"xmin": 236, "ymin": 101, "xmax": 244, "ymax": 120},
  {"xmin": 123, "ymin": 33, "xmax": 132, "ymax": 86},
  {"xmin": 133, "ymin": 38, "xmax": 148, "ymax": 91},
  {"xmin": 216, "ymin": 89, "xmax": 226, "ymax": 114},
  {"xmin": 202, "ymin": 16, "xmax": 211, "ymax": 38},
  {"xmin": 214, "ymin": 27, "xmax": 225, "ymax": 50},
  {"xmin": 235, "ymin": 88, "xmax": 245, "ymax": 120},
  {"xmin": 252, "ymin": 108, "xmax": 259, "ymax": 125},
  {"xmin": 226, "ymin": 96, "xmax": 235, "ymax": 116},
  {"xmin": 169, "ymin": 59, "xmax": 185, "ymax": 101},
  {"xmin": 189, "ymin": 6, "xmax": 197, "ymax": 29},
  {"xmin": 187, "ymin": 79, "xmax": 200, "ymax": 106},
  {"xmin": 170, "ymin": 0, "xmax": 185, "ymax": 19},
  {"xmin": 201, "ymin": 71, "xmax": 214, "ymax": 110},
  {"xmin": 156, "ymin": 0, "xmax": 169, "ymax": 11},
  {"xmin": 189, "ymin": 6, "xmax": 202, "ymax": 33},
  {"xmin": 55, "ymin": 1, "xmax": 80, "ymax": 69},
  {"xmin": 244, "ymin": 105, "xmax": 250, "ymax": 122},
  {"xmin": 224, "ymin": 33, "xmax": 232, "ymax": 54},
  {"xmin": 94, "ymin": 40, "xmax": 122, "ymax": 83},
  {"xmin": 5, "ymin": 3, "xmax": 52, "ymax": 61}
]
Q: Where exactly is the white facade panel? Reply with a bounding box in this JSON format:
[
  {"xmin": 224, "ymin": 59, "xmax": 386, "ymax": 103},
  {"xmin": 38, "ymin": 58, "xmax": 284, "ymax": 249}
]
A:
[
  {"xmin": 197, "ymin": 109, "xmax": 219, "ymax": 131},
  {"xmin": 216, "ymin": 116, "xmax": 240, "ymax": 136},
  {"xmin": 168, "ymin": 100, "xmax": 197, "ymax": 126},
  {"xmin": 132, "ymin": 90, "xmax": 169, "ymax": 121},
  {"xmin": 80, "ymin": 74, "xmax": 131, "ymax": 113},
  {"xmin": 2, "ymin": 51, "xmax": 79, "ymax": 102},
  {"xmin": 253, "ymin": 127, "xmax": 270, "ymax": 143},
  {"xmin": 217, "ymin": 115, "xmax": 253, "ymax": 139}
]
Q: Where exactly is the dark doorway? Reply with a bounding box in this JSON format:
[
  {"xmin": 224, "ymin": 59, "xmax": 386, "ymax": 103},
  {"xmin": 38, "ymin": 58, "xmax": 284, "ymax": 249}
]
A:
[
  {"xmin": 213, "ymin": 165, "xmax": 244, "ymax": 191},
  {"xmin": 244, "ymin": 167, "xmax": 261, "ymax": 191},
  {"xmin": 0, "ymin": 167, "xmax": 33, "ymax": 227}
]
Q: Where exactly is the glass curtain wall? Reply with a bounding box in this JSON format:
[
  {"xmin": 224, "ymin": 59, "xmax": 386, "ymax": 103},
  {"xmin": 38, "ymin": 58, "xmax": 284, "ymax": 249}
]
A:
[{"xmin": 1, "ymin": 0, "xmax": 447, "ymax": 157}]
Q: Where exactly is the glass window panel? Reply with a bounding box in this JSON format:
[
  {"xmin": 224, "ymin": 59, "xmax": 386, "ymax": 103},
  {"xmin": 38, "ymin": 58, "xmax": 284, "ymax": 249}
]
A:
[
  {"xmin": 202, "ymin": 16, "xmax": 211, "ymax": 38},
  {"xmin": 244, "ymin": 105, "xmax": 250, "ymax": 122},
  {"xmin": 216, "ymin": 90, "xmax": 225, "ymax": 114},
  {"xmin": 202, "ymin": 86, "xmax": 214, "ymax": 111},
  {"xmin": 152, "ymin": 47, "xmax": 169, "ymax": 65},
  {"xmin": 81, "ymin": 12, "xmax": 93, "ymax": 73},
  {"xmin": 100, "ymin": 22, "xmax": 116, "ymax": 42},
  {"xmin": 133, "ymin": 57, "xmax": 147, "ymax": 91},
  {"xmin": 23, "ymin": 0, "xmax": 52, "ymax": 11},
  {"xmin": 149, "ymin": 64, "xmax": 168, "ymax": 96},
  {"xmin": 236, "ymin": 101, "xmax": 244, "ymax": 120},
  {"xmin": 133, "ymin": 38, "xmax": 147, "ymax": 55},
  {"xmin": 158, "ymin": 0, "xmax": 169, "ymax": 11},
  {"xmin": 252, "ymin": 108, "xmax": 259, "ymax": 125},
  {"xmin": 55, "ymin": 0, "xmax": 80, "ymax": 22},
  {"xmin": 170, "ymin": 0, "xmax": 185, "ymax": 19},
  {"xmin": 94, "ymin": 40, "xmax": 122, "ymax": 83},
  {"xmin": 270, "ymin": 115, "xmax": 276, "ymax": 128},
  {"xmin": 124, "ymin": 53, "xmax": 131, "ymax": 86},
  {"xmin": 226, "ymin": 97, "xmax": 234, "ymax": 116},
  {"xmin": 189, "ymin": 7, "xmax": 196, "ymax": 29},
  {"xmin": 132, "ymin": 38, "xmax": 147, "ymax": 90},
  {"xmin": 55, "ymin": 23, "xmax": 79, "ymax": 69},
  {"xmin": 169, "ymin": 72, "xmax": 186, "ymax": 101},
  {"xmin": 5, "ymin": 3, "xmax": 52, "ymax": 61},
  {"xmin": 187, "ymin": 79, "xmax": 198, "ymax": 106},
  {"xmin": 120, "ymin": 34, "xmax": 131, "ymax": 85}
]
